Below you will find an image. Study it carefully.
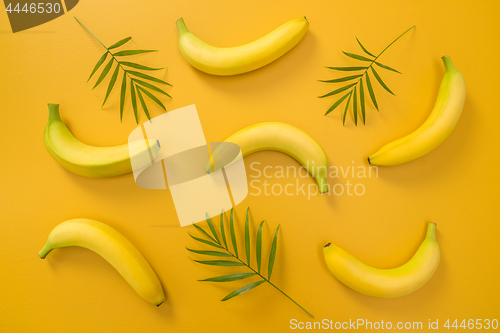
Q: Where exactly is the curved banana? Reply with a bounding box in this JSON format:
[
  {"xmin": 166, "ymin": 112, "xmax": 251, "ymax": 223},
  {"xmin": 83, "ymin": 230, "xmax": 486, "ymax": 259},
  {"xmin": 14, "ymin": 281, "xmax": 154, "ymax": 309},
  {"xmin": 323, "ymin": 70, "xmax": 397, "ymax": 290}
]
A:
[
  {"xmin": 39, "ymin": 219, "xmax": 165, "ymax": 306},
  {"xmin": 44, "ymin": 104, "xmax": 160, "ymax": 177},
  {"xmin": 176, "ymin": 17, "xmax": 309, "ymax": 76},
  {"xmin": 323, "ymin": 223, "xmax": 440, "ymax": 298},
  {"xmin": 368, "ymin": 56, "xmax": 466, "ymax": 166},
  {"xmin": 210, "ymin": 122, "xmax": 329, "ymax": 193}
]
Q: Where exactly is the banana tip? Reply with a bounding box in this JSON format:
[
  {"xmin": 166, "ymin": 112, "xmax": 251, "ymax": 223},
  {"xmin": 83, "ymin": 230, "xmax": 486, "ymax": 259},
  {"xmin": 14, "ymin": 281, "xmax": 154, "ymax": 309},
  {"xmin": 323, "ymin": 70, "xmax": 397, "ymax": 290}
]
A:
[
  {"xmin": 324, "ymin": 242, "xmax": 331, "ymax": 248},
  {"xmin": 367, "ymin": 157, "xmax": 371, "ymax": 165},
  {"xmin": 156, "ymin": 301, "xmax": 164, "ymax": 307}
]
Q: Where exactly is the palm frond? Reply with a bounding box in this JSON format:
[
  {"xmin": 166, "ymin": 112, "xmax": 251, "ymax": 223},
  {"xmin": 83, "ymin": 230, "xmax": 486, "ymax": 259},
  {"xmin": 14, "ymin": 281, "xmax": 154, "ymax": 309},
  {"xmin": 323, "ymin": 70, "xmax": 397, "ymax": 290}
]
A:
[
  {"xmin": 75, "ymin": 17, "xmax": 172, "ymax": 123},
  {"xmin": 319, "ymin": 26, "xmax": 414, "ymax": 125},
  {"xmin": 187, "ymin": 207, "xmax": 313, "ymax": 318}
]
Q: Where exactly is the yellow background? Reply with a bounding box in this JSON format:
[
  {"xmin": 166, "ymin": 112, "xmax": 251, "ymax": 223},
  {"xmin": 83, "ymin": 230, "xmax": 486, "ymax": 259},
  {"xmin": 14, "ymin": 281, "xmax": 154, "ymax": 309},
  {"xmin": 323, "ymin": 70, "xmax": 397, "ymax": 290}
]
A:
[{"xmin": 1, "ymin": 0, "xmax": 499, "ymax": 332}]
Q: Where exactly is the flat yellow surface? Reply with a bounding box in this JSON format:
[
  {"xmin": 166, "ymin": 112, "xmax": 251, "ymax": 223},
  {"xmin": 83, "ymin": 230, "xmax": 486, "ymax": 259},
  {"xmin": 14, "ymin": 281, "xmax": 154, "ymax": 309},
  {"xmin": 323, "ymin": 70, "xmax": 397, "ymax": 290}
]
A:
[{"xmin": 1, "ymin": 0, "xmax": 499, "ymax": 332}]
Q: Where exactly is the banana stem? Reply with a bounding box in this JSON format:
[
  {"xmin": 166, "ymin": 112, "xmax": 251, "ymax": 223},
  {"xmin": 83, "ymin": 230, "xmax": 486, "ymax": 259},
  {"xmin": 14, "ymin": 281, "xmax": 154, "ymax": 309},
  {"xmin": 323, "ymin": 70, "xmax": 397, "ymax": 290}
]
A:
[
  {"xmin": 176, "ymin": 18, "xmax": 189, "ymax": 35},
  {"xmin": 38, "ymin": 243, "xmax": 53, "ymax": 259},
  {"xmin": 441, "ymin": 55, "xmax": 456, "ymax": 72},
  {"xmin": 426, "ymin": 222, "xmax": 437, "ymax": 241},
  {"xmin": 48, "ymin": 104, "xmax": 61, "ymax": 121},
  {"xmin": 318, "ymin": 177, "xmax": 329, "ymax": 194}
]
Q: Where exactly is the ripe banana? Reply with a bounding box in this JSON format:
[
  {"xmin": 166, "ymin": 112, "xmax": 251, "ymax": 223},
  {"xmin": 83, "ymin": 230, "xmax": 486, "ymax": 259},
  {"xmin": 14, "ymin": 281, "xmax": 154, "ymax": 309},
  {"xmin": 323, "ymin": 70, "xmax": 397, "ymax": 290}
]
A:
[
  {"xmin": 39, "ymin": 219, "xmax": 165, "ymax": 306},
  {"xmin": 176, "ymin": 17, "xmax": 309, "ymax": 76},
  {"xmin": 368, "ymin": 56, "xmax": 466, "ymax": 166},
  {"xmin": 44, "ymin": 104, "xmax": 160, "ymax": 177},
  {"xmin": 210, "ymin": 122, "xmax": 329, "ymax": 193},
  {"xmin": 323, "ymin": 222, "xmax": 440, "ymax": 298}
]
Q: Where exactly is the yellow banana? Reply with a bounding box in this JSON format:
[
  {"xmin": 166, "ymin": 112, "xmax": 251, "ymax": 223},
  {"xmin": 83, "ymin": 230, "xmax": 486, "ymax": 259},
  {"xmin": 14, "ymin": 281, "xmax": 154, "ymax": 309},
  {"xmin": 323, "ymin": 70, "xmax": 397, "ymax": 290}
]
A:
[
  {"xmin": 210, "ymin": 122, "xmax": 329, "ymax": 193},
  {"xmin": 39, "ymin": 219, "xmax": 165, "ymax": 306},
  {"xmin": 176, "ymin": 17, "xmax": 309, "ymax": 76},
  {"xmin": 323, "ymin": 223, "xmax": 440, "ymax": 298},
  {"xmin": 44, "ymin": 104, "xmax": 160, "ymax": 177},
  {"xmin": 368, "ymin": 56, "xmax": 466, "ymax": 166}
]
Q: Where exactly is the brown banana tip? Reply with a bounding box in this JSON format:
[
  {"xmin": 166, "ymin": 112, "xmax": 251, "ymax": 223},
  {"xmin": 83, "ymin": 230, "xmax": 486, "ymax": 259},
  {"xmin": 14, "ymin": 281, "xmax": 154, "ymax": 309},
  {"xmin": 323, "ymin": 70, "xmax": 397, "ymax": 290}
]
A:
[
  {"xmin": 324, "ymin": 243, "xmax": 331, "ymax": 248},
  {"xmin": 367, "ymin": 157, "xmax": 371, "ymax": 164},
  {"xmin": 157, "ymin": 140, "xmax": 161, "ymax": 148},
  {"xmin": 156, "ymin": 301, "xmax": 164, "ymax": 307}
]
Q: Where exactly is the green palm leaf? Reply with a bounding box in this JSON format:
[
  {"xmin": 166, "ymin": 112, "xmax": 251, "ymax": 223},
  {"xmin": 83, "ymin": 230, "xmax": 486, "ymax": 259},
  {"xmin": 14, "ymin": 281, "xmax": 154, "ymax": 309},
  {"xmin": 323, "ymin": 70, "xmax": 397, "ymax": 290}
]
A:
[
  {"xmin": 88, "ymin": 52, "xmax": 107, "ymax": 82},
  {"xmin": 127, "ymin": 70, "xmax": 172, "ymax": 86},
  {"xmin": 205, "ymin": 213, "xmax": 221, "ymax": 245},
  {"xmin": 319, "ymin": 82, "xmax": 357, "ymax": 98},
  {"xmin": 371, "ymin": 67, "xmax": 395, "ymax": 95},
  {"xmin": 342, "ymin": 92, "xmax": 353, "ymax": 125},
  {"xmin": 375, "ymin": 61, "xmax": 401, "ymax": 74},
  {"xmin": 113, "ymin": 50, "xmax": 157, "ymax": 56},
  {"xmin": 230, "ymin": 208, "xmax": 238, "ymax": 258},
  {"xmin": 137, "ymin": 86, "xmax": 166, "ymax": 111},
  {"xmin": 130, "ymin": 83, "xmax": 138, "ymax": 123},
  {"xmin": 325, "ymin": 91, "xmax": 351, "ymax": 116},
  {"xmin": 200, "ymin": 273, "xmax": 257, "ymax": 282},
  {"xmin": 319, "ymin": 74, "xmax": 362, "ymax": 83},
  {"xmin": 108, "ymin": 37, "xmax": 131, "ymax": 50},
  {"xmin": 342, "ymin": 51, "xmax": 373, "ymax": 62},
  {"xmin": 189, "ymin": 233, "xmax": 224, "ymax": 249},
  {"xmin": 193, "ymin": 223, "xmax": 217, "ymax": 244},
  {"xmin": 121, "ymin": 62, "xmax": 164, "ymax": 71},
  {"xmin": 186, "ymin": 248, "xmax": 232, "ymax": 257},
  {"xmin": 326, "ymin": 66, "xmax": 367, "ymax": 71},
  {"xmin": 360, "ymin": 78, "xmax": 366, "ymax": 124},
  {"xmin": 119, "ymin": 73, "xmax": 126, "ymax": 121},
  {"xmin": 268, "ymin": 225, "xmax": 280, "ymax": 281},
  {"xmin": 77, "ymin": 18, "xmax": 171, "ymax": 123},
  {"xmin": 353, "ymin": 86, "xmax": 358, "ymax": 126},
  {"xmin": 245, "ymin": 208, "xmax": 250, "ymax": 265},
  {"xmin": 221, "ymin": 280, "xmax": 266, "ymax": 301},
  {"xmin": 320, "ymin": 26, "xmax": 414, "ymax": 124},
  {"xmin": 256, "ymin": 221, "xmax": 264, "ymax": 274},
  {"xmin": 136, "ymin": 88, "xmax": 151, "ymax": 120},
  {"xmin": 132, "ymin": 79, "xmax": 172, "ymax": 98},
  {"xmin": 356, "ymin": 37, "xmax": 375, "ymax": 57},
  {"xmin": 188, "ymin": 207, "xmax": 313, "ymax": 317},
  {"xmin": 102, "ymin": 65, "xmax": 120, "ymax": 107},
  {"xmin": 194, "ymin": 260, "xmax": 244, "ymax": 267},
  {"xmin": 92, "ymin": 58, "xmax": 114, "ymax": 89},
  {"xmin": 220, "ymin": 210, "xmax": 228, "ymax": 250},
  {"xmin": 365, "ymin": 73, "xmax": 379, "ymax": 110}
]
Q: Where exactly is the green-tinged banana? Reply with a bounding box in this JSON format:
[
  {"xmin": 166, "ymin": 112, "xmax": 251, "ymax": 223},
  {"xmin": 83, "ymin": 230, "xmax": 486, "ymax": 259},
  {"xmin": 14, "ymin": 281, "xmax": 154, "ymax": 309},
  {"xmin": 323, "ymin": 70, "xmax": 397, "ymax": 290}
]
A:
[
  {"xmin": 368, "ymin": 56, "xmax": 466, "ymax": 166},
  {"xmin": 176, "ymin": 17, "xmax": 309, "ymax": 76},
  {"xmin": 209, "ymin": 122, "xmax": 329, "ymax": 193},
  {"xmin": 39, "ymin": 219, "xmax": 165, "ymax": 306},
  {"xmin": 323, "ymin": 223, "xmax": 440, "ymax": 298},
  {"xmin": 44, "ymin": 104, "xmax": 160, "ymax": 177}
]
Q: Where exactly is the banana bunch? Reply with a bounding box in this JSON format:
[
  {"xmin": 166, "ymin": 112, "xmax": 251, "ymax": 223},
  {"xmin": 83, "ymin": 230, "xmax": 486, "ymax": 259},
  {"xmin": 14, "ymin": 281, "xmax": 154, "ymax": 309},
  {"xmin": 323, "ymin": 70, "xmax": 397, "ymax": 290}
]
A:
[
  {"xmin": 39, "ymin": 219, "xmax": 165, "ymax": 306},
  {"xmin": 44, "ymin": 104, "xmax": 160, "ymax": 177},
  {"xmin": 368, "ymin": 56, "xmax": 466, "ymax": 166},
  {"xmin": 176, "ymin": 17, "xmax": 309, "ymax": 76},
  {"xmin": 210, "ymin": 122, "xmax": 329, "ymax": 193},
  {"xmin": 323, "ymin": 223, "xmax": 440, "ymax": 298}
]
